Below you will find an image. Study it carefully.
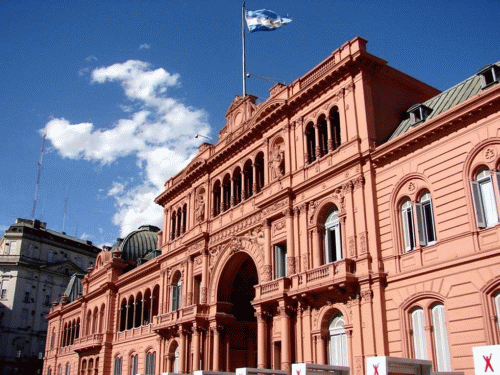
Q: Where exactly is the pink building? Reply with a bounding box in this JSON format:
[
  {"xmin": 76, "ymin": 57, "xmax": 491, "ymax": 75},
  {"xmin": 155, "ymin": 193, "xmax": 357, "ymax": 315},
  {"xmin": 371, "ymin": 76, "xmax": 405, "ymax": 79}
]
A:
[{"xmin": 43, "ymin": 38, "xmax": 500, "ymax": 375}]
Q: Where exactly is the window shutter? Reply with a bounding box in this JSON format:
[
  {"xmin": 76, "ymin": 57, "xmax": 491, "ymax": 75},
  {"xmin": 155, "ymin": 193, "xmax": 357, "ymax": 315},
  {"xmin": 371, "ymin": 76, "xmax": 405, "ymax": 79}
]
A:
[
  {"xmin": 415, "ymin": 203, "xmax": 427, "ymax": 246},
  {"xmin": 432, "ymin": 304, "xmax": 451, "ymax": 371},
  {"xmin": 402, "ymin": 209, "xmax": 412, "ymax": 251},
  {"xmin": 334, "ymin": 223, "xmax": 342, "ymax": 261},
  {"xmin": 411, "ymin": 308, "xmax": 428, "ymax": 360},
  {"xmin": 471, "ymin": 181, "xmax": 487, "ymax": 228}
]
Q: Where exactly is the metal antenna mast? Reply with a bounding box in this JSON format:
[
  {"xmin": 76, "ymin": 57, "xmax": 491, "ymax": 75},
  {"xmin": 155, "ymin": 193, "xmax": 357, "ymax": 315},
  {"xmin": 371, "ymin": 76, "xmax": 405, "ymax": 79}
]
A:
[
  {"xmin": 31, "ymin": 133, "xmax": 46, "ymax": 221},
  {"xmin": 62, "ymin": 194, "xmax": 68, "ymax": 233}
]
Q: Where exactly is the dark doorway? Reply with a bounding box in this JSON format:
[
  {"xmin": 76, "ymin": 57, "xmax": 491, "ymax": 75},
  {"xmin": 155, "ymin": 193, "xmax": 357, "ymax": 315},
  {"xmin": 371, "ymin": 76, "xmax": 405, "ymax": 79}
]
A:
[{"xmin": 217, "ymin": 252, "xmax": 259, "ymax": 371}]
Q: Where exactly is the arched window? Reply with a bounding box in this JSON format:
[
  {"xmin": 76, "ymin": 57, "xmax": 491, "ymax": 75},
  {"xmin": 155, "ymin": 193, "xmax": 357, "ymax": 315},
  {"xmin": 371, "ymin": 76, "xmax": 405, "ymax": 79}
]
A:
[
  {"xmin": 86, "ymin": 310, "xmax": 92, "ymax": 336},
  {"xmin": 233, "ymin": 168, "xmax": 242, "ymax": 205},
  {"xmin": 318, "ymin": 116, "xmax": 328, "ymax": 157},
  {"xmin": 305, "ymin": 124, "xmax": 316, "ymax": 164},
  {"xmin": 135, "ymin": 293, "xmax": 143, "ymax": 328},
  {"xmin": 328, "ymin": 313, "xmax": 348, "ymax": 366},
  {"xmin": 329, "ymin": 107, "xmax": 341, "ymax": 149},
  {"xmin": 81, "ymin": 360, "xmax": 87, "ymax": 375},
  {"xmin": 173, "ymin": 346, "xmax": 180, "ymax": 373},
  {"xmin": 471, "ymin": 168, "xmax": 499, "ymax": 228},
  {"xmin": 114, "ymin": 357, "xmax": 122, "ymax": 375},
  {"xmin": 243, "ymin": 160, "xmax": 253, "ymax": 199},
  {"xmin": 410, "ymin": 307, "xmax": 428, "ymax": 360},
  {"xmin": 127, "ymin": 296, "xmax": 135, "ymax": 330},
  {"xmin": 145, "ymin": 352, "xmax": 156, "ymax": 375},
  {"xmin": 401, "ymin": 199, "xmax": 416, "ymax": 252},
  {"xmin": 48, "ymin": 367, "xmax": 52, "ymax": 375},
  {"xmin": 87, "ymin": 359, "xmax": 93, "ymax": 375},
  {"xmin": 409, "ymin": 302, "xmax": 451, "ymax": 372},
  {"xmin": 495, "ymin": 293, "xmax": 500, "ymax": 335},
  {"xmin": 176, "ymin": 207, "xmax": 182, "ymax": 238},
  {"xmin": 152, "ymin": 285, "xmax": 160, "ymax": 318},
  {"xmin": 170, "ymin": 211, "xmax": 177, "ymax": 240},
  {"xmin": 431, "ymin": 304, "xmax": 451, "ymax": 372},
  {"xmin": 255, "ymin": 153, "xmax": 265, "ymax": 193},
  {"xmin": 143, "ymin": 289, "xmax": 152, "ymax": 325},
  {"xmin": 324, "ymin": 207, "xmax": 342, "ymax": 263},
  {"xmin": 92, "ymin": 307, "xmax": 99, "ymax": 334},
  {"xmin": 417, "ymin": 192, "xmax": 436, "ymax": 246},
  {"xmin": 119, "ymin": 300, "xmax": 127, "ymax": 331},
  {"xmin": 65, "ymin": 363, "xmax": 70, "ymax": 375},
  {"xmin": 182, "ymin": 204, "xmax": 187, "ymax": 234},
  {"xmin": 99, "ymin": 305, "xmax": 105, "ymax": 333},
  {"xmin": 130, "ymin": 354, "xmax": 138, "ymax": 375},
  {"xmin": 222, "ymin": 174, "xmax": 232, "ymax": 211},
  {"xmin": 50, "ymin": 328, "xmax": 55, "ymax": 349},
  {"xmin": 213, "ymin": 181, "xmax": 221, "ymax": 217},
  {"xmin": 171, "ymin": 273, "xmax": 182, "ymax": 312}
]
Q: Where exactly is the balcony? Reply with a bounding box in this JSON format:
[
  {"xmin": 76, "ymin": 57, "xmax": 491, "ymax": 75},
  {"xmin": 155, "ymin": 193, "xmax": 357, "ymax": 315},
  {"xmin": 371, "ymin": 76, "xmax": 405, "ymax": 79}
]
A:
[
  {"xmin": 254, "ymin": 277, "xmax": 291, "ymax": 302},
  {"xmin": 291, "ymin": 258, "xmax": 357, "ymax": 296},
  {"xmin": 73, "ymin": 334, "xmax": 103, "ymax": 352},
  {"xmin": 114, "ymin": 325, "xmax": 154, "ymax": 342},
  {"xmin": 153, "ymin": 304, "xmax": 209, "ymax": 333}
]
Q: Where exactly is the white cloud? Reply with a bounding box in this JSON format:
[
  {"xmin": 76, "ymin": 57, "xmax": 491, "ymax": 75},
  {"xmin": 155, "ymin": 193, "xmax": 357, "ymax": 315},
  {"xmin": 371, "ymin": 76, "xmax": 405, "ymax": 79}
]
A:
[
  {"xmin": 78, "ymin": 67, "xmax": 90, "ymax": 76},
  {"xmin": 139, "ymin": 44, "xmax": 151, "ymax": 50},
  {"xmin": 42, "ymin": 60, "xmax": 210, "ymax": 238},
  {"xmin": 85, "ymin": 55, "xmax": 98, "ymax": 62}
]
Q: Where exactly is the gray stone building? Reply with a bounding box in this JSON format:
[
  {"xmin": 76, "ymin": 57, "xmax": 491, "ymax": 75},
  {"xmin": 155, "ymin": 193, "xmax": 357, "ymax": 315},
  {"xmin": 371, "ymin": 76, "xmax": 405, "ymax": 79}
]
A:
[{"xmin": 0, "ymin": 218, "xmax": 100, "ymax": 375}]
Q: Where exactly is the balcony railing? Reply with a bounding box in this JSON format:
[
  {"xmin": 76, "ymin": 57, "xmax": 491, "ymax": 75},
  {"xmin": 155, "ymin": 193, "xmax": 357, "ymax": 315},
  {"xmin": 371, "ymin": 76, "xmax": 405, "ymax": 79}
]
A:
[
  {"xmin": 293, "ymin": 258, "xmax": 356, "ymax": 292},
  {"xmin": 73, "ymin": 334, "xmax": 103, "ymax": 351},
  {"xmin": 153, "ymin": 304, "xmax": 209, "ymax": 333},
  {"xmin": 114, "ymin": 325, "xmax": 154, "ymax": 342}
]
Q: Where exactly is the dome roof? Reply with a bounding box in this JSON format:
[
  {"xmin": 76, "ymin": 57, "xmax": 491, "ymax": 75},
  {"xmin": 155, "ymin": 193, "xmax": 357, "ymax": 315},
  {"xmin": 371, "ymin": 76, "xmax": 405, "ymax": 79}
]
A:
[{"xmin": 115, "ymin": 225, "xmax": 160, "ymax": 262}]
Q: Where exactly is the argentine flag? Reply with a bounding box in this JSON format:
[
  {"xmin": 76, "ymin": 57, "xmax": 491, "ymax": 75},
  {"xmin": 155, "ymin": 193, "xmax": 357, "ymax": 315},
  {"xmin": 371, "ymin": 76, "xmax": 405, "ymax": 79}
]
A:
[{"xmin": 245, "ymin": 9, "xmax": 292, "ymax": 33}]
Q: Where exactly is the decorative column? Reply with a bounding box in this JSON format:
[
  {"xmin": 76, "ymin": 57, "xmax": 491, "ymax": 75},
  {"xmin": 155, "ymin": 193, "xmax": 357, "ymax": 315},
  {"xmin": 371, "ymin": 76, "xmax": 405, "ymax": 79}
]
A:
[
  {"xmin": 263, "ymin": 138, "xmax": 269, "ymax": 186},
  {"xmin": 149, "ymin": 295, "xmax": 154, "ymax": 323},
  {"xmin": 187, "ymin": 257, "xmax": 193, "ymax": 306},
  {"xmin": 193, "ymin": 325, "xmax": 201, "ymax": 370},
  {"xmin": 312, "ymin": 228, "xmax": 322, "ymax": 268},
  {"xmin": 252, "ymin": 162, "xmax": 257, "ymax": 195},
  {"xmin": 296, "ymin": 302, "xmax": 303, "ymax": 363},
  {"xmin": 241, "ymin": 172, "xmax": 245, "ymax": 200},
  {"xmin": 230, "ymin": 177, "xmax": 235, "ymax": 207},
  {"xmin": 132, "ymin": 302, "xmax": 137, "ymax": 328},
  {"xmin": 314, "ymin": 123, "xmax": 321, "ymax": 159},
  {"xmin": 212, "ymin": 325, "xmax": 222, "ymax": 371},
  {"xmin": 299, "ymin": 204, "xmax": 309, "ymax": 271},
  {"xmin": 255, "ymin": 308, "xmax": 267, "ymax": 369},
  {"xmin": 179, "ymin": 328, "xmax": 186, "ymax": 373},
  {"xmin": 124, "ymin": 305, "xmax": 129, "ymax": 330},
  {"xmin": 317, "ymin": 334, "xmax": 326, "ymax": 364},
  {"xmin": 327, "ymin": 115, "xmax": 336, "ymax": 152},
  {"xmin": 285, "ymin": 208, "xmax": 296, "ymax": 274},
  {"xmin": 302, "ymin": 303, "xmax": 313, "ymax": 363},
  {"xmin": 279, "ymin": 301, "xmax": 291, "ymax": 371},
  {"xmin": 201, "ymin": 249, "xmax": 208, "ymax": 304},
  {"xmin": 263, "ymin": 219, "xmax": 272, "ymax": 282},
  {"xmin": 140, "ymin": 299, "xmax": 145, "ymax": 326},
  {"xmin": 182, "ymin": 261, "xmax": 188, "ymax": 307}
]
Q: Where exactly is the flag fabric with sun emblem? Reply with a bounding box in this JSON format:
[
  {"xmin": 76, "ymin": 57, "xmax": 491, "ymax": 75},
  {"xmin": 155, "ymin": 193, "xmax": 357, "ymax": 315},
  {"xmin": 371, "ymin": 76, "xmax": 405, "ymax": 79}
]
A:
[{"xmin": 245, "ymin": 9, "xmax": 292, "ymax": 33}]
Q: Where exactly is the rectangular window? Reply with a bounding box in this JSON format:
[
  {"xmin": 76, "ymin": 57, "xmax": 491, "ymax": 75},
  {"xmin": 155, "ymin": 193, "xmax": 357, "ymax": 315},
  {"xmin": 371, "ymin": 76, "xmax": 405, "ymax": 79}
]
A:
[
  {"xmin": 402, "ymin": 204, "xmax": 416, "ymax": 252},
  {"xmin": 432, "ymin": 304, "xmax": 451, "ymax": 371},
  {"xmin": 146, "ymin": 352, "xmax": 156, "ymax": 375},
  {"xmin": 274, "ymin": 244, "xmax": 287, "ymax": 278},
  {"xmin": 1, "ymin": 279, "xmax": 9, "ymax": 299},
  {"xmin": 171, "ymin": 284, "xmax": 181, "ymax": 311},
  {"xmin": 21, "ymin": 308, "xmax": 29, "ymax": 327},
  {"xmin": 193, "ymin": 276, "xmax": 201, "ymax": 304}
]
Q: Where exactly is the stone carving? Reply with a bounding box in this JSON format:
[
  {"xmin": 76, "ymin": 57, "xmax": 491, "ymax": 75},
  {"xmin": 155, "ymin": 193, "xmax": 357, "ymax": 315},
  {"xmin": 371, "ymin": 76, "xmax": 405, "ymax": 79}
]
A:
[
  {"xmin": 262, "ymin": 265, "xmax": 272, "ymax": 283},
  {"xmin": 359, "ymin": 231, "xmax": 367, "ymax": 254},
  {"xmin": 271, "ymin": 144, "xmax": 285, "ymax": 179},
  {"xmin": 308, "ymin": 201, "xmax": 317, "ymax": 224},
  {"xmin": 194, "ymin": 195, "xmax": 205, "ymax": 223},
  {"xmin": 408, "ymin": 181, "xmax": 416, "ymax": 193},
  {"xmin": 485, "ymin": 147, "xmax": 496, "ymax": 161}
]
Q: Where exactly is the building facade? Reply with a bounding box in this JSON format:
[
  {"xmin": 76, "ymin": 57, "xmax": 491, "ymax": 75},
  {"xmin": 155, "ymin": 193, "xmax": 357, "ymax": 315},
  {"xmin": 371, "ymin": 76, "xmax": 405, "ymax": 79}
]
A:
[
  {"xmin": 0, "ymin": 218, "xmax": 100, "ymax": 375},
  {"xmin": 43, "ymin": 38, "xmax": 500, "ymax": 375}
]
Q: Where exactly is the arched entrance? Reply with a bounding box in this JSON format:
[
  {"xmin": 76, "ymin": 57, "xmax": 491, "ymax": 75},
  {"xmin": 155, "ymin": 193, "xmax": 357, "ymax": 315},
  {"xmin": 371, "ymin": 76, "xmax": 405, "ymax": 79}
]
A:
[{"xmin": 216, "ymin": 252, "xmax": 259, "ymax": 371}]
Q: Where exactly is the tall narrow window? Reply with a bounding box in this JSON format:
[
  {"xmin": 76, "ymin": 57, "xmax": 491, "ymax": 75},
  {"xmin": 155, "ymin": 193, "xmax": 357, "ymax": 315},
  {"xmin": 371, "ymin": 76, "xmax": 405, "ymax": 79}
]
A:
[
  {"xmin": 415, "ymin": 192, "xmax": 437, "ymax": 246},
  {"xmin": 274, "ymin": 244, "xmax": 287, "ymax": 279},
  {"xmin": 130, "ymin": 354, "xmax": 138, "ymax": 375},
  {"xmin": 243, "ymin": 161, "xmax": 253, "ymax": 199},
  {"xmin": 401, "ymin": 199, "xmax": 416, "ymax": 252},
  {"xmin": 65, "ymin": 364, "xmax": 70, "ymax": 375},
  {"xmin": 176, "ymin": 208, "xmax": 182, "ymax": 237},
  {"xmin": 182, "ymin": 204, "xmax": 187, "ymax": 234},
  {"xmin": 255, "ymin": 153, "xmax": 265, "ymax": 193},
  {"xmin": 329, "ymin": 107, "xmax": 341, "ymax": 149},
  {"xmin": 324, "ymin": 208, "xmax": 342, "ymax": 263},
  {"xmin": 170, "ymin": 212, "xmax": 177, "ymax": 240},
  {"xmin": 411, "ymin": 307, "xmax": 428, "ymax": 360},
  {"xmin": 305, "ymin": 125, "xmax": 316, "ymax": 164},
  {"xmin": 431, "ymin": 304, "xmax": 451, "ymax": 372},
  {"xmin": 114, "ymin": 357, "xmax": 122, "ymax": 375},
  {"xmin": 318, "ymin": 116, "xmax": 328, "ymax": 157},
  {"xmin": 328, "ymin": 313, "xmax": 348, "ymax": 366},
  {"xmin": 173, "ymin": 346, "xmax": 180, "ymax": 373},
  {"xmin": 145, "ymin": 352, "xmax": 156, "ymax": 375},
  {"xmin": 222, "ymin": 175, "xmax": 232, "ymax": 212},
  {"xmin": 213, "ymin": 181, "xmax": 221, "ymax": 217},
  {"xmin": 471, "ymin": 168, "xmax": 498, "ymax": 228},
  {"xmin": 171, "ymin": 275, "xmax": 182, "ymax": 312},
  {"xmin": 495, "ymin": 293, "xmax": 500, "ymax": 335},
  {"xmin": 233, "ymin": 169, "xmax": 242, "ymax": 205}
]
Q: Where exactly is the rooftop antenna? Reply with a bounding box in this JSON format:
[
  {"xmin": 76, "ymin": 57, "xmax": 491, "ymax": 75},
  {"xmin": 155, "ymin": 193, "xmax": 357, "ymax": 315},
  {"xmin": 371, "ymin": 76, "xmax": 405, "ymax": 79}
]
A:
[
  {"xmin": 40, "ymin": 198, "xmax": 46, "ymax": 222},
  {"xmin": 31, "ymin": 133, "xmax": 46, "ymax": 221},
  {"xmin": 195, "ymin": 134, "xmax": 212, "ymax": 141},
  {"xmin": 75, "ymin": 221, "xmax": 78, "ymax": 238}
]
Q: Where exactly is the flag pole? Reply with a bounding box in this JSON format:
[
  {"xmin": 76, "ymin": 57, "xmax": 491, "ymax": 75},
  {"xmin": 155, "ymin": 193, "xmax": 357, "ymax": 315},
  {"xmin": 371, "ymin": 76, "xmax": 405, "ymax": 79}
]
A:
[{"xmin": 242, "ymin": 1, "xmax": 247, "ymax": 97}]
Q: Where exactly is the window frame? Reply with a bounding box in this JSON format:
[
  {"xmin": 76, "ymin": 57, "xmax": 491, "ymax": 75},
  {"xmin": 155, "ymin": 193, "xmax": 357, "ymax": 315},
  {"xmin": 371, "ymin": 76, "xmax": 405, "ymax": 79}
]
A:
[
  {"xmin": 274, "ymin": 244, "xmax": 287, "ymax": 279},
  {"xmin": 324, "ymin": 208, "xmax": 342, "ymax": 263},
  {"xmin": 415, "ymin": 191, "xmax": 437, "ymax": 246},
  {"xmin": 471, "ymin": 168, "xmax": 499, "ymax": 228},
  {"xmin": 328, "ymin": 313, "xmax": 348, "ymax": 367}
]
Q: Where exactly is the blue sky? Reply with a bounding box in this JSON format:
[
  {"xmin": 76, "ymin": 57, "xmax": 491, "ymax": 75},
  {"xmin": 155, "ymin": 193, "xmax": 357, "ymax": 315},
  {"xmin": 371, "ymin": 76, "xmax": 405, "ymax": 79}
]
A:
[{"xmin": 1, "ymin": 0, "xmax": 498, "ymax": 247}]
